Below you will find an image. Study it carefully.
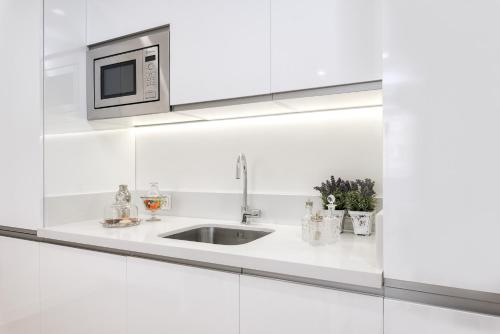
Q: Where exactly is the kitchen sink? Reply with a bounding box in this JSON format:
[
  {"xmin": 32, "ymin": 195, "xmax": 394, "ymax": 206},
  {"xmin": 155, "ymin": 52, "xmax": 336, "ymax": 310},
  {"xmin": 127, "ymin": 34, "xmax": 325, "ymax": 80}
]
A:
[{"xmin": 161, "ymin": 225, "xmax": 273, "ymax": 245}]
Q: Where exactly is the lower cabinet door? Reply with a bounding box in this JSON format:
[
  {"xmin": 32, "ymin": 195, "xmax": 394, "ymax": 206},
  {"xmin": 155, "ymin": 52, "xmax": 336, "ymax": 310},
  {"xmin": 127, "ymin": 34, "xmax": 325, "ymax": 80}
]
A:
[
  {"xmin": 240, "ymin": 275, "xmax": 383, "ymax": 334},
  {"xmin": 0, "ymin": 237, "xmax": 40, "ymax": 334},
  {"xmin": 40, "ymin": 244, "xmax": 127, "ymax": 334},
  {"xmin": 384, "ymin": 299, "xmax": 500, "ymax": 334},
  {"xmin": 126, "ymin": 257, "xmax": 239, "ymax": 334}
]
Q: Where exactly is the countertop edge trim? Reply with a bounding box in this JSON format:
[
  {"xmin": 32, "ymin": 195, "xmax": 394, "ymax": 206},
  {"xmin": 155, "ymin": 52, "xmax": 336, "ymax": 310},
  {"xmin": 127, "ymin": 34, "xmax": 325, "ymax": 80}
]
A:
[
  {"xmin": 385, "ymin": 278, "xmax": 500, "ymax": 317},
  {"xmin": 243, "ymin": 268, "xmax": 384, "ymax": 297}
]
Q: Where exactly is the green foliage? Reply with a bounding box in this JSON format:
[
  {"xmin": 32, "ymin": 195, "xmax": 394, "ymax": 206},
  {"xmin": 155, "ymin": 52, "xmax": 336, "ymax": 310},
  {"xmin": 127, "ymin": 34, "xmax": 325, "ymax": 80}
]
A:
[
  {"xmin": 313, "ymin": 176, "xmax": 351, "ymax": 210},
  {"xmin": 345, "ymin": 179, "xmax": 376, "ymax": 212}
]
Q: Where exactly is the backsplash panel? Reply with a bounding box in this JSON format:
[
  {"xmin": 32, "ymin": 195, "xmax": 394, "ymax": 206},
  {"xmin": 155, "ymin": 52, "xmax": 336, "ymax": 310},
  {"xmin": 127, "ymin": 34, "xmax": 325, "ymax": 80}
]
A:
[
  {"xmin": 135, "ymin": 107, "xmax": 383, "ymax": 196},
  {"xmin": 44, "ymin": 129, "xmax": 135, "ymax": 196},
  {"xmin": 45, "ymin": 190, "xmax": 381, "ymax": 227}
]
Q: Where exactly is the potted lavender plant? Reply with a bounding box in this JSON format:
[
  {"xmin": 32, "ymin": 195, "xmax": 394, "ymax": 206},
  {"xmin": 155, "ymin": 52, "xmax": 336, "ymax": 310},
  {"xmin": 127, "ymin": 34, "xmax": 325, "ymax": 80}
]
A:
[
  {"xmin": 313, "ymin": 176, "xmax": 350, "ymax": 231},
  {"xmin": 345, "ymin": 179, "xmax": 376, "ymax": 236}
]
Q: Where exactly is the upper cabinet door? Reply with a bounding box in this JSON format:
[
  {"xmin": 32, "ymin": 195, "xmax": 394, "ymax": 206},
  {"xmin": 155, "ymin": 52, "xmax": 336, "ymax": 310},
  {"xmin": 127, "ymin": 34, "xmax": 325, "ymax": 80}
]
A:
[
  {"xmin": 170, "ymin": 0, "xmax": 270, "ymax": 105},
  {"xmin": 0, "ymin": 0, "xmax": 43, "ymax": 230},
  {"xmin": 87, "ymin": 0, "xmax": 271, "ymax": 106},
  {"xmin": 86, "ymin": 0, "xmax": 176, "ymax": 44},
  {"xmin": 271, "ymin": 0, "xmax": 382, "ymax": 93}
]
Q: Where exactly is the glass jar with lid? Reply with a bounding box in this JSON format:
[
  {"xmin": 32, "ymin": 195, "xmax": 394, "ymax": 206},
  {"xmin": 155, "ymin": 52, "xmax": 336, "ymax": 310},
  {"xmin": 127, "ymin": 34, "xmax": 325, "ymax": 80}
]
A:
[{"xmin": 140, "ymin": 182, "xmax": 168, "ymax": 221}]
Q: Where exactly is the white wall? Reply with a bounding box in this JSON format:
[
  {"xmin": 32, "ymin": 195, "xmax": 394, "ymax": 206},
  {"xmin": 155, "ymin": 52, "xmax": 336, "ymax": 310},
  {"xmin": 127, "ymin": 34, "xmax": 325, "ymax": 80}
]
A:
[
  {"xmin": 44, "ymin": 107, "xmax": 382, "ymax": 225},
  {"xmin": 44, "ymin": 130, "xmax": 135, "ymax": 195},
  {"xmin": 135, "ymin": 107, "xmax": 383, "ymax": 196}
]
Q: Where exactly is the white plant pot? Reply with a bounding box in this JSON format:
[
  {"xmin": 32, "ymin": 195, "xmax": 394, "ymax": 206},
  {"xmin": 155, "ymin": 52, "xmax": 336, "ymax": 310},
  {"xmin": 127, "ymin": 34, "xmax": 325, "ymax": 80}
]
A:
[{"xmin": 349, "ymin": 211, "xmax": 374, "ymax": 236}]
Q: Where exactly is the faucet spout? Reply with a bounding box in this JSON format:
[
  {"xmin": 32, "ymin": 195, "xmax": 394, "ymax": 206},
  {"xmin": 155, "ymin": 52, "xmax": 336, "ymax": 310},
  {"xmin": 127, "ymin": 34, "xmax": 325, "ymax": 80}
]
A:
[
  {"xmin": 235, "ymin": 153, "xmax": 248, "ymax": 212},
  {"xmin": 235, "ymin": 153, "xmax": 260, "ymax": 224}
]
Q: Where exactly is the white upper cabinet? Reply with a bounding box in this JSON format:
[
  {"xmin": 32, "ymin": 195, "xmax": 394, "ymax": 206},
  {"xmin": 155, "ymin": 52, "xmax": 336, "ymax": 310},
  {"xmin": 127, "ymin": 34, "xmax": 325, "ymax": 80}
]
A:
[
  {"xmin": 127, "ymin": 257, "xmax": 239, "ymax": 334},
  {"xmin": 87, "ymin": 0, "xmax": 271, "ymax": 105},
  {"xmin": 271, "ymin": 0, "xmax": 382, "ymax": 93},
  {"xmin": 240, "ymin": 275, "xmax": 383, "ymax": 334},
  {"xmin": 169, "ymin": 0, "xmax": 270, "ymax": 105},
  {"xmin": 0, "ymin": 237, "xmax": 40, "ymax": 334},
  {"xmin": 86, "ymin": 0, "xmax": 176, "ymax": 44},
  {"xmin": 384, "ymin": 0, "xmax": 500, "ymax": 294},
  {"xmin": 40, "ymin": 244, "xmax": 127, "ymax": 334},
  {"xmin": 385, "ymin": 299, "xmax": 500, "ymax": 334},
  {"xmin": 87, "ymin": 0, "xmax": 381, "ymax": 104},
  {"xmin": 0, "ymin": 0, "xmax": 43, "ymax": 230}
]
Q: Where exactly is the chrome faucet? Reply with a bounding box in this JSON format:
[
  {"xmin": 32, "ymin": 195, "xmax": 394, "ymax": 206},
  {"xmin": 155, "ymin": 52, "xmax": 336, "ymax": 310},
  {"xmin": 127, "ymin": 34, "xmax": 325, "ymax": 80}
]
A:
[{"xmin": 236, "ymin": 153, "xmax": 261, "ymax": 224}]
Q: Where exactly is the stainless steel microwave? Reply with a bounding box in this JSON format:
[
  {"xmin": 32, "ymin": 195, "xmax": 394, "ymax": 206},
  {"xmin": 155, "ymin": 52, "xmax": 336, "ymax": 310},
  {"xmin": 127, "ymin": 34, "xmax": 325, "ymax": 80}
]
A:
[{"xmin": 87, "ymin": 27, "xmax": 170, "ymax": 120}]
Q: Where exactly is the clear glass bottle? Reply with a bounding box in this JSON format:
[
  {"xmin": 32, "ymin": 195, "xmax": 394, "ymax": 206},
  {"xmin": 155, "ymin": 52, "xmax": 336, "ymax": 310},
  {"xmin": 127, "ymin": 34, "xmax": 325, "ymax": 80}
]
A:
[
  {"xmin": 301, "ymin": 199, "xmax": 314, "ymax": 242},
  {"xmin": 308, "ymin": 211, "xmax": 324, "ymax": 246},
  {"xmin": 324, "ymin": 203, "xmax": 341, "ymax": 243},
  {"xmin": 115, "ymin": 184, "xmax": 131, "ymax": 204},
  {"xmin": 114, "ymin": 185, "xmax": 131, "ymax": 218}
]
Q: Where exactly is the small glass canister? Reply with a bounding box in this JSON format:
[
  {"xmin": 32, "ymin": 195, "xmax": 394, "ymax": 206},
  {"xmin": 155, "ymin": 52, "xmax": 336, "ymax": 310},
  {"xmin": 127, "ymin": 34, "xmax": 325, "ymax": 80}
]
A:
[
  {"xmin": 308, "ymin": 212, "xmax": 327, "ymax": 246},
  {"xmin": 140, "ymin": 182, "xmax": 168, "ymax": 221},
  {"xmin": 102, "ymin": 203, "xmax": 140, "ymax": 228},
  {"xmin": 102, "ymin": 185, "xmax": 140, "ymax": 228}
]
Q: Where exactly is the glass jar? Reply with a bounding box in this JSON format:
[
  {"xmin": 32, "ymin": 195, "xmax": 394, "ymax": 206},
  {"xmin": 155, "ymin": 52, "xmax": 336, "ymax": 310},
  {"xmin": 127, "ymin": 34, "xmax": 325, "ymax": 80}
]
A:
[
  {"xmin": 102, "ymin": 203, "xmax": 140, "ymax": 228},
  {"xmin": 115, "ymin": 184, "xmax": 131, "ymax": 204},
  {"xmin": 308, "ymin": 212, "xmax": 326, "ymax": 246},
  {"xmin": 140, "ymin": 182, "xmax": 167, "ymax": 221}
]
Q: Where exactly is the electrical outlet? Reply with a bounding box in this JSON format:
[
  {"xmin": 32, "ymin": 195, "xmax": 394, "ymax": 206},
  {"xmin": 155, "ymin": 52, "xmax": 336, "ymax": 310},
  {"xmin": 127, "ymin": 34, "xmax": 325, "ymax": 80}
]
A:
[{"xmin": 163, "ymin": 194, "xmax": 172, "ymax": 210}]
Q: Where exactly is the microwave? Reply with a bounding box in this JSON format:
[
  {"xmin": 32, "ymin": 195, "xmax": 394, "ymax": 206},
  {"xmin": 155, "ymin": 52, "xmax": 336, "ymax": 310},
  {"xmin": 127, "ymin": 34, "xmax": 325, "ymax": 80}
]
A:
[{"xmin": 87, "ymin": 27, "xmax": 170, "ymax": 120}]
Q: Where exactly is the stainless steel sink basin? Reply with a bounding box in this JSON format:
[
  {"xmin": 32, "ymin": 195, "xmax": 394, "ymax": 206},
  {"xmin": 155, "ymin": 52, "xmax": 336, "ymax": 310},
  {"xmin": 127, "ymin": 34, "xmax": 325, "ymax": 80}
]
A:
[{"xmin": 161, "ymin": 226, "xmax": 273, "ymax": 245}]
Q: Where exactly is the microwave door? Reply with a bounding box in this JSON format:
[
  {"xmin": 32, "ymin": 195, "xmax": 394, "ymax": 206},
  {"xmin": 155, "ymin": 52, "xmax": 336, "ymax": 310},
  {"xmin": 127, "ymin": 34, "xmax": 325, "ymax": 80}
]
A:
[{"xmin": 94, "ymin": 50, "xmax": 144, "ymax": 109}]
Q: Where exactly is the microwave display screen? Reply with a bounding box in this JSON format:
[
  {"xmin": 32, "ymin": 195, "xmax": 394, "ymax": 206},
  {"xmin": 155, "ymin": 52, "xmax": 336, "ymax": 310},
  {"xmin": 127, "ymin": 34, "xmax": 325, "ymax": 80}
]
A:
[{"xmin": 100, "ymin": 59, "xmax": 136, "ymax": 99}]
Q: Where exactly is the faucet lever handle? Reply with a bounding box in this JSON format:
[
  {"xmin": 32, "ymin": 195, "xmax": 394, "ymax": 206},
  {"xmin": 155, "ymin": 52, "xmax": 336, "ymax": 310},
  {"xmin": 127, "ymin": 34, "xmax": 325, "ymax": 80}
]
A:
[{"xmin": 242, "ymin": 209, "xmax": 261, "ymax": 224}]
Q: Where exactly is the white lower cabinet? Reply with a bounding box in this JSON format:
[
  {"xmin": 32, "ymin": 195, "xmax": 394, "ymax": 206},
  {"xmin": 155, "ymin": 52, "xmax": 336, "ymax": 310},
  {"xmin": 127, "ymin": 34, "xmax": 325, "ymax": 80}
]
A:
[
  {"xmin": 39, "ymin": 244, "xmax": 127, "ymax": 334},
  {"xmin": 240, "ymin": 275, "xmax": 383, "ymax": 334},
  {"xmin": 384, "ymin": 299, "xmax": 500, "ymax": 334},
  {"xmin": 126, "ymin": 257, "xmax": 239, "ymax": 334},
  {"xmin": 0, "ymin": 237, "xmax": 40, "ymax": 334}
]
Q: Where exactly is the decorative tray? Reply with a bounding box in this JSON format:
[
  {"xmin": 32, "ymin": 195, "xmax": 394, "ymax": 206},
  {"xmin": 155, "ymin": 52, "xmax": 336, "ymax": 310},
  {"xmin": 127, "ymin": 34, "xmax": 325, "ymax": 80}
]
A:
[{"xmin": 101, "ymin": 218, "xmax": 141, "ymax": 228}]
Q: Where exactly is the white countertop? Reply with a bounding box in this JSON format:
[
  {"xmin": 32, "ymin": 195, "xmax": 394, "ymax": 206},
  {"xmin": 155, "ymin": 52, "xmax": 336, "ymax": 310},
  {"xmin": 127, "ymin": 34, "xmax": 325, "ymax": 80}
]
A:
[{"xmin": 38, "ymin": 216, "xmax": 383, "ymax": 288}]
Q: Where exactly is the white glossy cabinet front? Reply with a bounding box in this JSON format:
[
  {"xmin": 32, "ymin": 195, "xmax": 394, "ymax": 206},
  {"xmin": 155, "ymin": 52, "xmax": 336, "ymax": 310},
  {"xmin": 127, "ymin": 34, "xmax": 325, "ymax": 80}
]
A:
[
  {"xmin": 127, "ymin": 257, "xmax": 239, "ymax": 334},
  {"xmin": 39, "ymin": 244, "xmax": 127, "ymax": 334},
  {"xmin": 0, "ymin": 237, "xmax": 40, "ymax": 334},
  {"xmin": 0, "ymin": 0, "xmax": 43, "ymax": 230},
  {"xmin": 271, "ymin": 0, "xmax": 382, "ymax": 92},
  {"xmin": 384, "ymin": 0, "xmax": 500, "ymax": 294},
  {"xmin": 87, "ymin": 0, "xmax": 271, "ymax": 105},
  {"xmin": 385, "ymin": 299, "xmax": 500, "ymax": 334},
  {"xmin": 240, "ymin": 275, "xmax": 383, "ymax": 334},
  {"xmin": 169, "ymin": 0, "xmax": 270, "ymax": 105}
]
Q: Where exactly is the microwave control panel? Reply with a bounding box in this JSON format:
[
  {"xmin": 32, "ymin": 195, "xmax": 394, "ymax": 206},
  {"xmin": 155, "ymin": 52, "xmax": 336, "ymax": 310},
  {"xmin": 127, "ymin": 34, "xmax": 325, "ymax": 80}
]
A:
[{"xmin": 143, "ymin": 46, "xmax": 159, "ymax": 101}]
